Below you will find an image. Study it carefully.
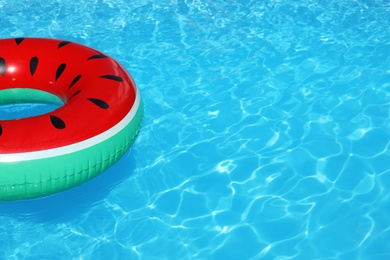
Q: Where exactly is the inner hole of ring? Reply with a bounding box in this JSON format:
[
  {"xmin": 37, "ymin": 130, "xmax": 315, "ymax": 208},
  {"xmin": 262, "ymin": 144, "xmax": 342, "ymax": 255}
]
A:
[{"xmin": 0, "ymin": 88, "xmax": 64, "ymax": 120}]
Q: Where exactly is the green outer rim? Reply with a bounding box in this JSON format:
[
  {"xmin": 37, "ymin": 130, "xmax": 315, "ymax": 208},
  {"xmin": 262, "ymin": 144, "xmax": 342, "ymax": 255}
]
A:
[{"xmin": 0, "ymin": 98, "xmax": 144, "ymax": 201}]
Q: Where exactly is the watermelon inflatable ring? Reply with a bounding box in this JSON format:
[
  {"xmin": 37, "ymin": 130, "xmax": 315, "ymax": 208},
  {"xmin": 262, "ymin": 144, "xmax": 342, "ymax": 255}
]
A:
[{"xmin": 0, "ymin": 38, "xmax": 144, "ymax": 201}]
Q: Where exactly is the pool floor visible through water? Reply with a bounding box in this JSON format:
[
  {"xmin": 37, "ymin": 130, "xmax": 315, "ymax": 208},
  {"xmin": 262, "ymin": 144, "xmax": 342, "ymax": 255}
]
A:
[{"xmin": 0, "ymin": 0, "xmax": 389, "ymax": 259}]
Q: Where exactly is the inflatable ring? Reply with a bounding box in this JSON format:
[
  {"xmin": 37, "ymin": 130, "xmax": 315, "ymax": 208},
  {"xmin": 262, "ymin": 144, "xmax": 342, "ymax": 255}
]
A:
[{"xmin": 0, "ymin": 38, "xmax": 144, "ymax": 201}]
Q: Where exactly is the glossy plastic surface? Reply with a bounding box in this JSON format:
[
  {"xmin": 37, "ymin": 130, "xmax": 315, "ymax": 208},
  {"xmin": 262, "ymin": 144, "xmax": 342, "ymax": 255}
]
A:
[
  {"xmin": 0, "ymin": 38, "xmax": 136, "ymax": 152},
  {"xmin": 0, "ymin": 38, "xmax": 143, "ymax": 200}
]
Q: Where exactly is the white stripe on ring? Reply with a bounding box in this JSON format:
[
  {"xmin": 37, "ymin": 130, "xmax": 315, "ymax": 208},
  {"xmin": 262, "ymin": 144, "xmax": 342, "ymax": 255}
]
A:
[{"xmin": 0, "ymin": 88, "xmax": 141, "ymax": 163}]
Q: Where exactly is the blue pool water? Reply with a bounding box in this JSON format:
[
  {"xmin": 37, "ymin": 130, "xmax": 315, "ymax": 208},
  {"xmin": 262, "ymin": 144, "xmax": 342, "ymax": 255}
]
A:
[{"xmin": 0, "ymin": 0, "xmax": 390, "ymax": 259}]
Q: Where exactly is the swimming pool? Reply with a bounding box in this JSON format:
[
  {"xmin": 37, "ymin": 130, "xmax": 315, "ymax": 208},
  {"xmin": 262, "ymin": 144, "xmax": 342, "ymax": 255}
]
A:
[{"xmin": 0, "ymin": 0, "xmax": 389, "ymax": 259}]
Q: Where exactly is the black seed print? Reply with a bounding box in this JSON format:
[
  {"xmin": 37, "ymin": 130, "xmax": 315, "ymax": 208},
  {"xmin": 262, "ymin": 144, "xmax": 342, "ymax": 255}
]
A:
[
  {"xmin": 0, "ymin": 124, "xmax": 2, "ymax": 136},
  {"xmin": 87, "ymin": 54, "xmax": 108, "ymax": 60},
  {"xmin": 88, "ymin": 98, "xmax": 109, "ymax": 109},
  {"xmin": 0, "ymin": 58, "xmax": 5, "ymax": 76},
  {"xmin": 68, "ymin": 74, "xmax": 82, "ymax": 90},
  {"xmin": 99, "ymin": 75, "xmax": 123, "ymax": 82},
  {"xmin": 30, "ymin": 57, "xmax": 38, "ymax": 76},
  {"xmin": 69, "ymin": 90, "xmax": 81, "ymax": 99},
  {"xmin": 58, "ymin": 41, "xmax": 71, "ymax": 48},
  {"xmin": 56, "ymin": 63, "xmax": 66, "ymax": 81},
  {"xmin": 15, "ymin": 38, "xmax": 24, "ymax": 45},
  {"xmin": 50, "ymin": 115, "xmax": 66, "ymax": 129}
]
